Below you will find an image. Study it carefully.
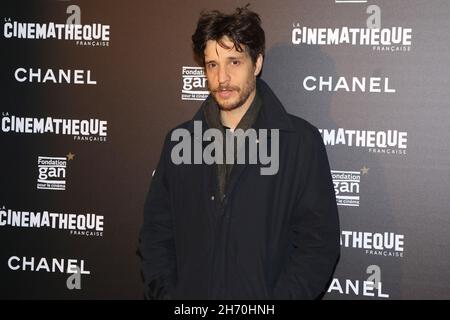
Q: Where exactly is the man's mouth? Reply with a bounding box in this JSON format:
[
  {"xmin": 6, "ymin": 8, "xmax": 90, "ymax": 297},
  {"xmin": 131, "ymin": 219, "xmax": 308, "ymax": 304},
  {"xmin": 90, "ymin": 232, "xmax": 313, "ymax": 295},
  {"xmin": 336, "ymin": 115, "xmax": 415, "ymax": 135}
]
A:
[
  {"xmin": 217, "ymin": 89, "xmax": 233, "ymax": 99},
  {"xmin": 215, "ymin": 87, "xmax": 238, "ymax": 99}
]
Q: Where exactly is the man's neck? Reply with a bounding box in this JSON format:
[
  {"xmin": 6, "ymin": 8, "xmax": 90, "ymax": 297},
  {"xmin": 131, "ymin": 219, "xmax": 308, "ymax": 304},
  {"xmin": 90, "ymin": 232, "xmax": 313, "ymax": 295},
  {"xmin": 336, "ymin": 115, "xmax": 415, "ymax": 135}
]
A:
[{"xmin": 220, "ymin": 89, "xmax": 256, "ymax": 130}]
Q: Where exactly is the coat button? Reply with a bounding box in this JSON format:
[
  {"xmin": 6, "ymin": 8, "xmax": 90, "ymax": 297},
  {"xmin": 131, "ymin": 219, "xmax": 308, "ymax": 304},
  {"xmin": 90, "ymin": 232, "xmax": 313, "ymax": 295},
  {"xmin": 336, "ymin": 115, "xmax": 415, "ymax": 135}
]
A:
[{"xmin": 210, "ymin": 195, "xmax": 215, "ymax": 201}]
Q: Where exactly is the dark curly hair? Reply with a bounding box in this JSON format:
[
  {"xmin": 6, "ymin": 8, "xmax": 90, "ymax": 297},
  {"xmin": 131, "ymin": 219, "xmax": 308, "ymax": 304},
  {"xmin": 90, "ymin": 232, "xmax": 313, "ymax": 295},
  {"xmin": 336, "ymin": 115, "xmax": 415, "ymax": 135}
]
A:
[{"xmin": 191, "ymin": 5, "xmax": 265, "ymax": 66}]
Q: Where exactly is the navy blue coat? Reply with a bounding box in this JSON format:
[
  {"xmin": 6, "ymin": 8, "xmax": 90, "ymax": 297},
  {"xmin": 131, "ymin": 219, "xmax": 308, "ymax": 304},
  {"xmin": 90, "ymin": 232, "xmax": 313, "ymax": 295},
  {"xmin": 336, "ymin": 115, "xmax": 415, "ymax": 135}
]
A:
[{"xmin": 139, "ymin": 79, "xmax": 340, "ymax": 299}]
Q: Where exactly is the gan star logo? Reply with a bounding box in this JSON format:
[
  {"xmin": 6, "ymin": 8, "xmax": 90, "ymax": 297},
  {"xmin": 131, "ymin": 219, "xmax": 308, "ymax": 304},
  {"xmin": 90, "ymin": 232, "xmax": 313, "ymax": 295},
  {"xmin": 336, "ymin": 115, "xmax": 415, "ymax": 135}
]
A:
[
  {"xmin": 361, "ymin": 166, "xmax": 370, "ymax": 175},
  {"xmin": 67, "ymin": 152, "xmax": 75, "ymax": 160}
]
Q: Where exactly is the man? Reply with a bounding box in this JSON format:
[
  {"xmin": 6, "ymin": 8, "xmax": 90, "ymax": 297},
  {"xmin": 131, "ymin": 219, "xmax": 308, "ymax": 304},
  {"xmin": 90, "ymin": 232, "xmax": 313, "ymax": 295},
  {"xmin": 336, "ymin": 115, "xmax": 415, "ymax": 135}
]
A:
[{"xmin": 139, "ymin": 6, "xmax": 340, "ymax": 300}]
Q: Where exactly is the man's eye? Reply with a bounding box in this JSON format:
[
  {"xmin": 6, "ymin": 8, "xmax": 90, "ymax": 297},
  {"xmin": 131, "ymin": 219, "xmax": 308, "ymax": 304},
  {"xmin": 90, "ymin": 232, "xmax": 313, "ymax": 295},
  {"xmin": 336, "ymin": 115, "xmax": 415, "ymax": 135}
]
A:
[
  {"xmin": 231, "ymin": 60, "xmax": 240, "ymax": 66},
  {"xmin": 207, "ymin": 63, "xmax": 217, "ymax": 69}
]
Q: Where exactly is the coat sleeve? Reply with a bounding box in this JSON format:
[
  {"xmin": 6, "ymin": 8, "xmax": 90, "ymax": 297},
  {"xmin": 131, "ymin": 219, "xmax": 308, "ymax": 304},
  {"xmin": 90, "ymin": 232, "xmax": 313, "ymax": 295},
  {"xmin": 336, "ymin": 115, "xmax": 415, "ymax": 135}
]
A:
[
  {"xmin": 138, "ymin": 133, "xmax": 177, "ymax": 300},
  {"xmin": 273, "ymin": 128, "xmax": 340, "ymax": 300}
]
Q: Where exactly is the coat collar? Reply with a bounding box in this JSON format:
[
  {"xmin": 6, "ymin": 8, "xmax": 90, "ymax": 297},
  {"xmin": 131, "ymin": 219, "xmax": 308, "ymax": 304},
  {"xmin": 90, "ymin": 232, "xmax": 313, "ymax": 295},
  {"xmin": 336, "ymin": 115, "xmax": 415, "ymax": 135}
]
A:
[{"xmin": 187, "ymin": 78, "xmax": 295, "ymax": 133}]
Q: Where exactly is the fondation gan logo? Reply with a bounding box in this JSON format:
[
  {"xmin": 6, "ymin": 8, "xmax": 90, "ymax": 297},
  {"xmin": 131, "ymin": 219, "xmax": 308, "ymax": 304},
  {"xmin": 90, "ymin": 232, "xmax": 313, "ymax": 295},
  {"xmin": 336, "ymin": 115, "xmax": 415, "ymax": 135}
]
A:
[
  {"xmin": 332, "ymin": 167, "xmax": 369, "ymax": 207},
  {"xmin": 37, "ymin": 152, "xmax": 76, "ymax": 191},
  {"xmin": 181, "ymin": 66, "xmax": 209, "ymax": 101}
]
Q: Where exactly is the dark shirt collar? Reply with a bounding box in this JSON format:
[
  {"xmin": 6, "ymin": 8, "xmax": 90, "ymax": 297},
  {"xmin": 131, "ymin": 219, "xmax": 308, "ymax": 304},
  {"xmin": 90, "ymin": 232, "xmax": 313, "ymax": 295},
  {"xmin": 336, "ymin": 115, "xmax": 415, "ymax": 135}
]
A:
[{"xmin": 202, "ymin": 87, "xmax": 262, "ymax": 133}]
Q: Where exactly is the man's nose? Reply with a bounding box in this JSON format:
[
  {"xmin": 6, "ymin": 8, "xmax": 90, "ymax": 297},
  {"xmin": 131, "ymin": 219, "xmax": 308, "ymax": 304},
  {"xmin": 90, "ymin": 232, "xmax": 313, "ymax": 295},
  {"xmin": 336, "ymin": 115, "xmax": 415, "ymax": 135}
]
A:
[{"xmin": 218, "ymin": 65, "xmax": 230, "ymax": 85}]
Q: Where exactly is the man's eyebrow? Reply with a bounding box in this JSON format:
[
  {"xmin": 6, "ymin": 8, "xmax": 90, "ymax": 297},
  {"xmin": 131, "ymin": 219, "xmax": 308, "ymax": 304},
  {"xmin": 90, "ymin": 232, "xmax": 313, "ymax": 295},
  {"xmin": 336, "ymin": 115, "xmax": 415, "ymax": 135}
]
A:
[
  {"xmin": 226, "ymin": 56, "xmax": 244, "ymax": 60},
  {"xmin": 205, "ymin": 56, "xmax": 244, "ymax": 64}
]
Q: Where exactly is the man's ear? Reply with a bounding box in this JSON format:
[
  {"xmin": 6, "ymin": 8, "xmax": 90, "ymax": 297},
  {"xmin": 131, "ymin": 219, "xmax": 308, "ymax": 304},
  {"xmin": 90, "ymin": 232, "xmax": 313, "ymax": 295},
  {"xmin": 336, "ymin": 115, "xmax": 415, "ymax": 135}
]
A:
[{"xmin": 254, "ymin": 54, "xmax": 263, "ymax": 76}]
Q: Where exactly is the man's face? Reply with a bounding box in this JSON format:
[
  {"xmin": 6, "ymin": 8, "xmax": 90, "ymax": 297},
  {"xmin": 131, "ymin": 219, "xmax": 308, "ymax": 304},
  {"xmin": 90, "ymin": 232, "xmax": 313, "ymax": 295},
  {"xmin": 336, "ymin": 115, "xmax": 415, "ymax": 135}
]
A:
[{"xmin": 204, "ymin": 36, "xmax": 263, "ymax": 111}]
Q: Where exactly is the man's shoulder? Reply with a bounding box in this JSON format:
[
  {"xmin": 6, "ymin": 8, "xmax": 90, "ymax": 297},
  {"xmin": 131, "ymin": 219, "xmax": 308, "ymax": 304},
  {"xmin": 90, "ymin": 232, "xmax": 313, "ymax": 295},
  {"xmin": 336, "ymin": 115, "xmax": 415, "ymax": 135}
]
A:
[
  {"xmin": 169, "ymin": 120, "xmax": 194, "ymax": 133},
  {"xmin": 285, "ymin": 113, "xmax": 322, "ymax": 142}
]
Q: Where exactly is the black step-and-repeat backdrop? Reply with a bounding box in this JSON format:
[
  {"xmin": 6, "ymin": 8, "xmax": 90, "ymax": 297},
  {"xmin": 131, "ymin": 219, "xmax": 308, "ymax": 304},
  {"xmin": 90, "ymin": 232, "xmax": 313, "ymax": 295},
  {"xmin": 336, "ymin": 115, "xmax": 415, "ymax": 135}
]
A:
[{"xmin": 1, "ymin": 0, "xmax": 449, "ymax": 299}]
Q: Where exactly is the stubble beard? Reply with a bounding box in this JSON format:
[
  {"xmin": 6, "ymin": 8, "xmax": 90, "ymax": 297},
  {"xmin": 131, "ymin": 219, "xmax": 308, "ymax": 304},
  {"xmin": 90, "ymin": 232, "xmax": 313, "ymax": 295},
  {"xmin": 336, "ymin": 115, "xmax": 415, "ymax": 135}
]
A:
[{"xmin": 210, "ymin": 77, "xmax": 256, "ymax": 111}]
